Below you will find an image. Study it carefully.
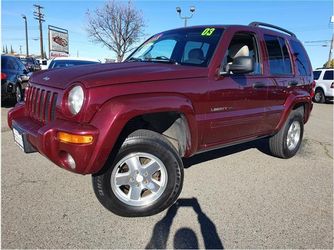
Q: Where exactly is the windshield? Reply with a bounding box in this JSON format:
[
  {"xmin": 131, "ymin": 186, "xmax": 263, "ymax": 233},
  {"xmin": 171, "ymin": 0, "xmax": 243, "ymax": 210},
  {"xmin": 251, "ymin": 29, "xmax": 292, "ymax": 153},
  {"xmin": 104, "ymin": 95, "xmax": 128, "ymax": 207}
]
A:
[
  {"xmin": 20, "ymin": 58, "xmax": 27, "ymax": 64},
  {"xmin": 127, "ymin": 27, "xmax": 223, "ymax": 67},
  {"xmin": 49, "ymin": 60, "xmax": 100, "ymax": 69},
  {"xmin": 312, "ymin": 71, "xmax": 321, "ymax": 80}
]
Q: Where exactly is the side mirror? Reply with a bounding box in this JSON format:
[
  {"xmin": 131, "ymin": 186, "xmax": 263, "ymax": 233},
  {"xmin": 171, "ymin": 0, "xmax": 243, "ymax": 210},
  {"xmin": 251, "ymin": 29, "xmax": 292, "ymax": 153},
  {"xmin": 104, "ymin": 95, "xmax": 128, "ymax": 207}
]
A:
[{"xmin": 223, "ymin": 56, "xmax": 254, "ymax": 75}]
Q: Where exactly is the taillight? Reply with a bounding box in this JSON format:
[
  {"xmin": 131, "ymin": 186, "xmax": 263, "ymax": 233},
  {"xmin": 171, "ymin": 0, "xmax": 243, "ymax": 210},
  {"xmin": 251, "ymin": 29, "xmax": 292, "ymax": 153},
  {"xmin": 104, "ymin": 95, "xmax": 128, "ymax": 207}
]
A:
[
  {"xmin": 331, "ymin": 82, "xmax": 334, "ymax": 88},
  {"xmin": 1, "ymin": 72, "xmax": 7, "ymax": 80},
  {"xmin": 311, "ymin": 80, "xmax": 316, "ymax": 89},
  {"xmin": 310, "ymin": 80, "xmax": 316, "ymax": 98}
]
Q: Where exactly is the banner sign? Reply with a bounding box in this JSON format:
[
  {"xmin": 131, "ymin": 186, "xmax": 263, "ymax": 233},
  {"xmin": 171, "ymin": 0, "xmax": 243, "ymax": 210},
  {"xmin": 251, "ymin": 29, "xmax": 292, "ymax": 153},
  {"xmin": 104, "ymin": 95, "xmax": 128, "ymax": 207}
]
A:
[{"xmin": 48, "ymin": 25, "xmax": 69, "ymax": 58}]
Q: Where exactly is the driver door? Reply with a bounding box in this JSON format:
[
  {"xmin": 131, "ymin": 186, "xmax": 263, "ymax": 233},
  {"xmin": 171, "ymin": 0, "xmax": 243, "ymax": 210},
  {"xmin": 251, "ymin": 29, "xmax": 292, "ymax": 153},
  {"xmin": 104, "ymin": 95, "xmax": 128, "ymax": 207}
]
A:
[{"xmin": 203, "ymin": 31, "xmax": 269, "ymax": 146}]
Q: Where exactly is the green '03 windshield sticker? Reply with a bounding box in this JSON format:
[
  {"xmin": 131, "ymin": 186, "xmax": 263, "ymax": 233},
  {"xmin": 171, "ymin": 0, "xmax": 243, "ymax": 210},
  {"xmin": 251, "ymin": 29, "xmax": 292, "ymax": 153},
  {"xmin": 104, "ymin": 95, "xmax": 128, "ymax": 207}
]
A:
[{"xmin": 201, "ymin": 28, "xmax": 215, "ymax": 36}]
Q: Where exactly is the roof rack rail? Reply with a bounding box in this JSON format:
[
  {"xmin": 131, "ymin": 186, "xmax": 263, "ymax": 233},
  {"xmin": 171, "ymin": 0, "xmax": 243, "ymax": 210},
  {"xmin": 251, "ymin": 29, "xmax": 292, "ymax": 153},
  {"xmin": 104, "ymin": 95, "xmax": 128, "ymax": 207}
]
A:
[{"xmin": 249, "ymin": 22, "xmax": 296, "ymax": 38}]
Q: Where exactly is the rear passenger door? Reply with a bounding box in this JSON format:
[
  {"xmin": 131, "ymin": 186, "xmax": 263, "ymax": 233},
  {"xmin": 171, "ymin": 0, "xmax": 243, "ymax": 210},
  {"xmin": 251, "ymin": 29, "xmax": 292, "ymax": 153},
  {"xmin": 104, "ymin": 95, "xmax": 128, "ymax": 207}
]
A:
[{"xmin": 262, "ymin": 35, "xmax": 295, "ymax": 132}]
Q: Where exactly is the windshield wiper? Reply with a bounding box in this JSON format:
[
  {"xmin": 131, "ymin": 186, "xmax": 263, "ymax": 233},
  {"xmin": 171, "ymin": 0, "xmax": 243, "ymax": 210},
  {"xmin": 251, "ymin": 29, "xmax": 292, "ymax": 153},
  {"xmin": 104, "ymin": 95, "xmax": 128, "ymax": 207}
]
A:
[
  {"xmin": 146, "ymin": 56, "xmax": 178, "ymax": 65},
  {"xmin": 126, "ymin": 57, "xmax": 143, "ymax": 62}
]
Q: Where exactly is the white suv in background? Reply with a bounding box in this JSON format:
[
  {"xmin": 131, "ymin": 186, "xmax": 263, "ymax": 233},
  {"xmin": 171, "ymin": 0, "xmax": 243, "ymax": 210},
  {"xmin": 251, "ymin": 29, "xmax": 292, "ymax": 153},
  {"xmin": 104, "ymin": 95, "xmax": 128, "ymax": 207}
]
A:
[{"xmin": 313, "ymin": 68, "xmax": 334, "ymax": 103}]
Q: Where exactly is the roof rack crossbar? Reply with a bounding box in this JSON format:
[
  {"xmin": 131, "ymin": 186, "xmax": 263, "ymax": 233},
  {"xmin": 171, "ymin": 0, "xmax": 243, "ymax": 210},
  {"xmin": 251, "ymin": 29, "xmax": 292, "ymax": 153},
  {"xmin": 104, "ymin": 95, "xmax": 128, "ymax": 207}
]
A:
[{"xmin": 249, "ymin": 22, "xmax": 296, "ymax": 37}]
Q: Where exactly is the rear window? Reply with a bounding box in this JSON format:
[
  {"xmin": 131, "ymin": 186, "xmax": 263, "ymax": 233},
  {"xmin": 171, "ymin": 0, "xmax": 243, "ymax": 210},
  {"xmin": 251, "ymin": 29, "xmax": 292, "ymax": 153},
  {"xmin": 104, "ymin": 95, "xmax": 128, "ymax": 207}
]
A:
[
  {"xmin": 313, "ymin": 71, "xmax": 321, "ymax": 80},
  {"xmin": 264, "ymin": 35, "xmax": 292, "ymax": 75},
  {"xmin": 290, "ymin": 40, "xmax": 311, "ymax": 76},
  {"xmin": 1, "ymin": 56, "xmax": 17, "ymax": 70},
  {"xmin": 323, "ymin": 70, "xmax": 334, "ymax": 80}
]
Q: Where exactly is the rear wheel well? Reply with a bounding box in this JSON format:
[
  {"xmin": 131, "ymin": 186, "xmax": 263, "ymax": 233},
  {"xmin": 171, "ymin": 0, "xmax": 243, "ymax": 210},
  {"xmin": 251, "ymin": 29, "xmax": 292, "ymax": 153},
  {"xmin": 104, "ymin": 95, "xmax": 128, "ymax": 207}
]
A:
[
  {"xmin": 120, "ymin": 112, "xmax": 190, "ymax": 157},
  {"xmin": 292, "ymin": 103, "xmax": 306, "ymax": 121}
]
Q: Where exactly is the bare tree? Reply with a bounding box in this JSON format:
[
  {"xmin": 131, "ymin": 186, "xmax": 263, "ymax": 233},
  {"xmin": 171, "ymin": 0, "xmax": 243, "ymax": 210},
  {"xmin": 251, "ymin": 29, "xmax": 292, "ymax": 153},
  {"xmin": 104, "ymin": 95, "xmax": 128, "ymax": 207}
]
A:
[{"xmin": 86, "ymin": 0, "xmax": 145, "ymax": 62}]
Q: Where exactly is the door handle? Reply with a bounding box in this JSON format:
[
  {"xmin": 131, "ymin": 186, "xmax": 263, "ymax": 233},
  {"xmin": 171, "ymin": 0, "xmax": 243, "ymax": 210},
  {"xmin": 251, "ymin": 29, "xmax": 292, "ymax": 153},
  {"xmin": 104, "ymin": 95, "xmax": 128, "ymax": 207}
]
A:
[
  {"xmin": 252, "ymin": 82, "xmax": 266, "ymax": 89},
  {"xmin": 288, "ymin": 81, "xmax": 298, "ymax": 87}
]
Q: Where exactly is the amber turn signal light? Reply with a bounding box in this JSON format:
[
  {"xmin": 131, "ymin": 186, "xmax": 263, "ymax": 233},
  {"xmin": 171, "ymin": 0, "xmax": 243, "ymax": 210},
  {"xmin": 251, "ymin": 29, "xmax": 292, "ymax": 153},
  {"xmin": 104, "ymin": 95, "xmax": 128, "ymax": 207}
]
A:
[{"xmin": 57, "ymin": 132, "xmax": 93, "ymax": 144}]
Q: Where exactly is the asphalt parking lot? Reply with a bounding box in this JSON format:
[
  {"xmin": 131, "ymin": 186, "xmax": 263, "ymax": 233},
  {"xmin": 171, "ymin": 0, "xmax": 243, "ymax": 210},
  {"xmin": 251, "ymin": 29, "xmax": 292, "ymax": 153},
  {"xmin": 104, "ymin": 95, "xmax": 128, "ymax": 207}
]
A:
[{"xmin": 1, "ymin": 103, "xmax": 333, "ymax": 249}]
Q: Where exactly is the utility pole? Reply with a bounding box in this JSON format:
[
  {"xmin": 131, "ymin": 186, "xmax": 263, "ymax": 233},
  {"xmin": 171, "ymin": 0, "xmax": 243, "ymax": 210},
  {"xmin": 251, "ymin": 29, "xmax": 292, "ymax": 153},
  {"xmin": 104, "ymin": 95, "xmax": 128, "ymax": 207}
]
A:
[
  {"xmin": 22, "ymin": 15, "xmax": 29, "ymax": 57},
  {"xmin": 33, "ymin": 4, "xmax": 45, "ymax": 59},
  {"xmin": 326, "ymin": 16, "xmax": 334, "ymax": 68}
]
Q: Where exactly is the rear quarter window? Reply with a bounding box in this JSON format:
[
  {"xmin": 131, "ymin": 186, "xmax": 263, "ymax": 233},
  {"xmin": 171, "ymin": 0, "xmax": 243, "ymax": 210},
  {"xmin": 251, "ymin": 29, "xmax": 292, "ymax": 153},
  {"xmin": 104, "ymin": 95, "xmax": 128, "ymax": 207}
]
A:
[{"xmin": 289, "ymin": 40, "xmax": 311, "ymax": 76}]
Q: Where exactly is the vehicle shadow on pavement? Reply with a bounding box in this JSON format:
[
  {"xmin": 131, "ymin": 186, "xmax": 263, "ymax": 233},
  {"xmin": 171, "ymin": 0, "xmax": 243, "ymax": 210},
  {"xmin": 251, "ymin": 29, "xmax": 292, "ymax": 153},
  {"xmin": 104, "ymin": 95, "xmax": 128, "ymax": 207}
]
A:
[
  {"xmin": 183, "ymin": 138, "xmax": 271, "ymax": 169},
  {"xmin": 145, "ymin": 198, "xmax": 224, "ymax": 249}
]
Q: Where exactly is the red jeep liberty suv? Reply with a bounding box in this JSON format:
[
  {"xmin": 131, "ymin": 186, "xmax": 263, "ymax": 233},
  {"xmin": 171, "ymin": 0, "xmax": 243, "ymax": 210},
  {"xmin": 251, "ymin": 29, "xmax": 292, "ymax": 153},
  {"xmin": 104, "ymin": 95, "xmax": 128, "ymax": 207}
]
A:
[{"xmin": 8, "ymin": 22, "xmax": 314, "ymax": 217}]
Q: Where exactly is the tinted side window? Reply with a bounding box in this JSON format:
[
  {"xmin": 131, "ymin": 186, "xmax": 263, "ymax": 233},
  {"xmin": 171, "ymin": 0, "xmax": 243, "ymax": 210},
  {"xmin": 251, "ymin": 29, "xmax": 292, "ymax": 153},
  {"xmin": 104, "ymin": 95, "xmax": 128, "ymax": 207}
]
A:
[
  {"xmin": 313, "ymin": 71, "xmax": 321, "ymax": 80},
  {"xmin": 222, "ymin": 32, "xmax": 261, "ymax": 74},
  {"xmin": 279, "ymin": 38, "xmax": 292, "ymax": 74},
  {"xmin": 290, "ymin": 40, "xmax": 311, "ymax": 76},
  {"xmin": 323, "ymin": 70, "xmax": 334, "ymax": 80},
  {"xmin": 264, "ymin": 35, "xmax": 291, "ymax": 75}
]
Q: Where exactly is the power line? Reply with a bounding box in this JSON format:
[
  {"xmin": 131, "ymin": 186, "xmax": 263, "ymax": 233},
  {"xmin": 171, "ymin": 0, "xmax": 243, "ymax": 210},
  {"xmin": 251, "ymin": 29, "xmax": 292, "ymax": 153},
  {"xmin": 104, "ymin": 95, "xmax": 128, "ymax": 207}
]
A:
[
  {"xmin": 304, "ymin": 40, "xmax": 331, "ymax": 43},
  {"xmin": 304, "ymin": 44, "xmax": 329, "ymax": 47}
]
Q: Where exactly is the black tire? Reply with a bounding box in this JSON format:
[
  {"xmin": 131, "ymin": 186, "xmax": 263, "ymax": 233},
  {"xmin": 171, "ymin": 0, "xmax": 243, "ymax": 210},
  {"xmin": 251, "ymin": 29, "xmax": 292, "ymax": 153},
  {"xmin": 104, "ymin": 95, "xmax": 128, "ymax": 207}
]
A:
[
  {"xmin": 92, "ymin": 129, "xmax": 184, "ymax": 217},
  {"xmin": 269, "ymin": 108, "xmax": 304, "ymax": 159},
  {"xmin": 313, "ymin": 88, "xmax": 325, "ymax": 103}
]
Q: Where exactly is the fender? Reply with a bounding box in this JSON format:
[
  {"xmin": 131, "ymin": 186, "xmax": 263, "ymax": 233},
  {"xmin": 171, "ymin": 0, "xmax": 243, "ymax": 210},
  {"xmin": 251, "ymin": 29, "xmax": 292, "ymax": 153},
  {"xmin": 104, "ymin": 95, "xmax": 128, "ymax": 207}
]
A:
[
  {"xmin": 274, "ymin": 91, "xmax": 312, "ymax": 132},
  {"xmin": 85, "ymin": 93, "xmax": 198, "ymax": 174}
]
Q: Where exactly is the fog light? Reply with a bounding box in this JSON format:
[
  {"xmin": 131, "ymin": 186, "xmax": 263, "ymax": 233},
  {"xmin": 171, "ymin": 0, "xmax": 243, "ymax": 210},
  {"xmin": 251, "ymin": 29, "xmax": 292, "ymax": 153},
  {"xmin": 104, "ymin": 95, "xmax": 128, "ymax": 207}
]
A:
[{"xmin": 66, "ymin": 153, "xmax": 76, "ymax": 170}]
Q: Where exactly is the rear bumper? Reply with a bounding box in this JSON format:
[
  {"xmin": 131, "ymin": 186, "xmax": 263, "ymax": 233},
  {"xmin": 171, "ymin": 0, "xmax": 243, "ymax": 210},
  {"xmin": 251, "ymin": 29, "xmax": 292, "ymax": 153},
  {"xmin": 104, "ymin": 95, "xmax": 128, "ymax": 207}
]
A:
[{"xmin": 8, "ymin": 104, "xmax": 100, "ymax": 174}]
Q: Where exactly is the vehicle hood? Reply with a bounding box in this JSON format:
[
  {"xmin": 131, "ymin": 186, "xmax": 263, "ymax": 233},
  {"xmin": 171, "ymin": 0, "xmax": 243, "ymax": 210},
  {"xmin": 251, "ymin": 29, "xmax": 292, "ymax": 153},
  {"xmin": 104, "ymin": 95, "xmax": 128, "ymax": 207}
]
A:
[{"xmin": 29, "ymin": 62, "xmax": 208, "ymax": 89}]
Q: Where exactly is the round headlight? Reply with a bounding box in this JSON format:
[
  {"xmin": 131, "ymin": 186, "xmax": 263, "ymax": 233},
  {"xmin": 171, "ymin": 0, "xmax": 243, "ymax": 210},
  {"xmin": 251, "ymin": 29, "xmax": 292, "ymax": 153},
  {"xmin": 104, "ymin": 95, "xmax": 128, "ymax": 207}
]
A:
[{"xmin": 68, "ymin": 86, "xmax": 84, "ymax": 115}]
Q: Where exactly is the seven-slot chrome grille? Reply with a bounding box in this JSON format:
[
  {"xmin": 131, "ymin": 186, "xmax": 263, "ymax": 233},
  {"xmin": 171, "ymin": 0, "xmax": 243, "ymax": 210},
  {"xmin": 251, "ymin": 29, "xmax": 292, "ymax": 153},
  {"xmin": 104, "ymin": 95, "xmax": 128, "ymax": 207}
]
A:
[{"xmin": 25, "ymin": 86, "xmax": 58, "ymax": 123}]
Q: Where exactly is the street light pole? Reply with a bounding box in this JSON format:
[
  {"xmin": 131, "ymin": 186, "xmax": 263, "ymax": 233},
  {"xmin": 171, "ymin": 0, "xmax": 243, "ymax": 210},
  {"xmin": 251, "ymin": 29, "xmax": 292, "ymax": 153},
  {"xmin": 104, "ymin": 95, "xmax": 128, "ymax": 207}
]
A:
[
  {"xmin": 22, "ymin": 15, "xmax": 29, "ymax": 57},
  {"xmin": 176, "ymin": 6, "xmax": 195, "ymax": 27}
]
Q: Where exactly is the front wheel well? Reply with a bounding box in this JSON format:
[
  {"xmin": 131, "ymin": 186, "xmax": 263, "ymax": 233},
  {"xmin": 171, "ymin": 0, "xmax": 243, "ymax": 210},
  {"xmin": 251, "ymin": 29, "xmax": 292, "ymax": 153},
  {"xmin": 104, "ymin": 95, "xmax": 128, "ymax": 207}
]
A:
[{"xmin": 120, "ymin": 112, "xmax": 190, "ymax": 157}]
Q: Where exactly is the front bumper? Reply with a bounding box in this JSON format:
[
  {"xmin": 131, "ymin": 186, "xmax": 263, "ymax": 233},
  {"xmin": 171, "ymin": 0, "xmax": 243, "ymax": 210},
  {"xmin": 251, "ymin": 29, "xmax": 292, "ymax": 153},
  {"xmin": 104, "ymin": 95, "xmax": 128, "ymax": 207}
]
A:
[{"xmin": 8, "ymin": 104, "xmax": 99, "ymax": 174}]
